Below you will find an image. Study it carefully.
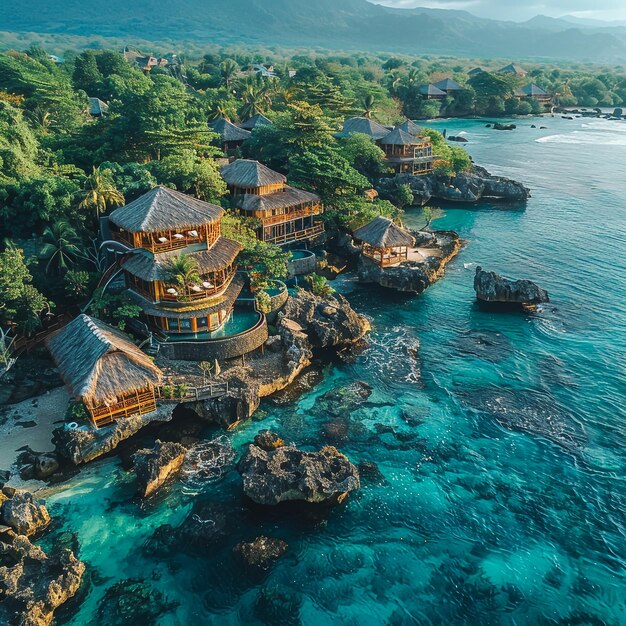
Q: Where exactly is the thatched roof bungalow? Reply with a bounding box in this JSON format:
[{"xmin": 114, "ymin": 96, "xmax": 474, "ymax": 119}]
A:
[
  {"xmin": 433, "ymin": 78, "xmax": 463, "ymax": 93},
  {"xmin": 419, "ymin": 84, "xmax": 447, "ymax": 100},
  {"xmin": 46, "ymin": 315, "xmax": 163, "ymax": 427},
  {"xmin": 239, "ymin": 113, "xmax": 273, "ymax": 131},
  {"xmin": 515, "ymin": 83, "xmax": 551, "ymax": 101},
  {"xmin": 221, "ymin": 159, "xmax": 286, "ymax": 194},
  {"xmin": 499, "ymin": 63, "xmax": 528, "ymax": 76},
  {"xmin": 337, "ymin": 117, "xmax": 391, "ymax": 140},
  {"xmin": 209, "ymin": 117, "xmax": 251, "ymax": 150},
  {"xmin": 397, "ymin": 119, "xmax": 425, "ymax": 137},
  {"xmin": 353, "ymin": 216, "xmax": 415, "ymax": 267}
]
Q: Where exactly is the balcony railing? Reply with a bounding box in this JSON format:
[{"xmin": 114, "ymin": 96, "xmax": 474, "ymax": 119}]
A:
[
  {"xmin": 260, "ymin": 204, "xmax": 323, "ymax": 227},
  {"xmin": 159, "ymin": 269, "xmax": 236, "ymax": 303},
  {"xmin": 264, "ymin": 223, "xmax": 325, "ymax": 246}
]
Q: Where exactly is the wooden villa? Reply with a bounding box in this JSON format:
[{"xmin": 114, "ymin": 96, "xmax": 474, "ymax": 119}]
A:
[
  {"xmin": 46, "ymin": 315, "xmax": 163, "ymax": 428},
  {"xmin": 239, "ymin": 113, "xmax": 273, "ymax": 131},
  {"xmin": 209, "ymin": 118, "xmax": 251, "ymax": 152},
  {"xmin": 379, "ymin": 127, "xmax": 434, "ymax": 176},
  {"xmin": 419, "ymin": 84, "xmax": 447, "ymax": 100},
  {"xmin": 336, "ymin": 117, "xmax": 391, "ymax": 140},
  {"xmin": 515, "ymin": 83, "xmax": 551, "ymax": 103},
  {"xmin": 109, "ymin": 186, "xmax": 243, "ymax": 336},
  {"xmin": 353, "ymin": 216, "xmax": 416, "ymax": 268},
  {"xmin": 221, "ymin": 159, "xmax": 324, "ymax": 246},
  {"xmin": 433, "ymin": 78, "xmax": 463, "ymax": 94},
  {"xmin": 499, "ymin": 63, "xmax": 528, "ymax": 76},
  {"xmin": 338, "ymin": 117, "xmax": 434, "ymax": 177}
]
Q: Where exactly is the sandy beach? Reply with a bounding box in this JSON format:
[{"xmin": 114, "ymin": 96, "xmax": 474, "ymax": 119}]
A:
[{"xmin": 0, "ymin": 386, "xmax": 70, "ymax": 484}]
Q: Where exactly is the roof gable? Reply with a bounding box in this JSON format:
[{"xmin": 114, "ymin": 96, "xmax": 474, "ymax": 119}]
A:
[
  {"xmin": 353, "ymin": 216, "xmax": 415, "ymax": 248},
  {"xmin": 221, "ymin": 159, "xmax": 286, "ymax": 188},
  {"xmin": 239, "ymin": 113, "xmax": 273, "ymax": 130},
  {"xmin": 209, "ymin": 118, "xmax": 251, "ymax": 142},
  {"xmin": 433, "ymin": 77, "xmax": 463, "ymax": 91},
  {"xmin": 339, "ymin": 117, "xmax": 390, "ymax": 140},
  {"xmin": 109, "ymin": 186, "xmax": 223, "ymax": 233}
]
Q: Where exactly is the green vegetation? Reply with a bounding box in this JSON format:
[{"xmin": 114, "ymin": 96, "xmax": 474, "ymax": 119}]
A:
[{"xmin": 0, "ymin": 41, "xmax": 622, "ymax": 338}]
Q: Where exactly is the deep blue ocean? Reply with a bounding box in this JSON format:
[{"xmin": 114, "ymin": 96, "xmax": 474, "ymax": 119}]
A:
[{"xmin": 43, "ymin": 116, "xmax": 626, "ymax": 625}]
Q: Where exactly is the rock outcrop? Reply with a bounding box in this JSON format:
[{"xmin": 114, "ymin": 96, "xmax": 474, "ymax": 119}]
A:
[
  {"xmin": 474, "ymin": 266, "xmax": 549, "ymax": 309},
  {"xmin": 233, "ymin": 536, "xmax": 288, "ymax": 569},
  {"xmin": 377, "ymin": 166, "xmax": 530, "ymax": 205},
  {"xmin": 0, "ymin": 529, "xmax": 85, "ymax": 626},
  {"xmin": 357, "ymin": 230, "xmax": 462, "ymax": 294},
  {"xmin": 186, "ymin": 291, "xmax": 370, "ymax": 428},
  {"xmin": 133, "ymin": 440, "xmax": 187, "ymax": 498},
  {"xmin": 238, "ymin": 437, "xmax": 360, "ymax": 505},
  {"xmin": 53, "ymin": 404, "xmax": 174, "ymax": 465},
  {"xmin": 0, "ymin": 489, "xmax": 51, "ymax": 537}
]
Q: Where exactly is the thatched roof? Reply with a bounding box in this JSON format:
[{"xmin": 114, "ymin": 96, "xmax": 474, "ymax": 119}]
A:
[
  {"xmin": 221, "ymin": 159, "xmax": 286, "ymax": 188},
  {"xmin": 109, "ymin": 187, "xmax": 223, "ymax": 233},
  {"xmin": 337, "ymin": 117, "xmax": 390, "ymax": 140},
  {"xmin": 380, "ymin": 127, "xmax": 421, "ymax": 146},
  {"xmin": 238, "ymin": 186, "xmax": 320, "ymax": 212},
  {"xmin": 499, "ymin": 63, "xmax": 527, "ymax": 76},
  {"xmin": 468, "ymin": 67, "xmax": 485, "ymax": 76},
  {"xmin": 88, "ymin": 97, "xmax": 109, "ymax": 115},
  {"xmin": 209, "ymin": 118, "xmax": 251, "ymax": 143},
  {"xmin": 516, "ymin": 83, "xmax": 549, "ymax": 97},
  {"xmin": 46, "ymin": 315, "xmax": 163, "ymax": 407},
  {"xmin": 434, "ymin": 78, "xmax": 463, "ymax": 92},
  {"xmin": 132, "ymin": 277, "xmax": 243, "ymax": 319},
  {"xmin": 353, "ymin": 216, "xmax": 415, "ymax": 249},
  {"xmin": 419, "ymin": 84, "xmax": 447, "ymax": 97},
  {"xmin": 239, "ymin": 113, "xmax": 273, "ymax": 130},
  {"xmin": 397, "ymin": 119, "xmax": 425, "ymax": 136},
  {"xmin": 123, "ymin": 237, "xmax": 243, "ymax": 282}
]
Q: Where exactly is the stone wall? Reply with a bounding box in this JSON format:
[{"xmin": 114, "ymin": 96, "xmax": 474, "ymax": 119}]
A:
[
  {"xmin": 287, "ymin": 251, "xmax": 317, "ymax": 278},
  {"xmin": 158, "ymin": 316, "xmax": 269, "ymax": 362}
]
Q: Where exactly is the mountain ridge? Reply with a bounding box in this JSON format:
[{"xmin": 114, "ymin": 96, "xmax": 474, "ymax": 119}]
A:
[{"xmin": 0, "ymin": 0, "xmax": 625, "ymax": 62}]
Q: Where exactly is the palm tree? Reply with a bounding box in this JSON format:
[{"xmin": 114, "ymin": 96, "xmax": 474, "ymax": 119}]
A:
[
  {"xmin": 39, "ymin": 221, "xmax": 82, "ymax": 275},
  {"xmin": 78, "ymin": 167, "xmax": 125, "ymax": 220},
  {"xmin": 166, "ymin": 255, "xmax": 201, "ymax": 292},
  {"xmin": 361, "ymin": 94, "xmax": 377, "ymax": 119},
  {"xmin": 219, "ymin": 59, "xmax": 239, "ymax": 89}
]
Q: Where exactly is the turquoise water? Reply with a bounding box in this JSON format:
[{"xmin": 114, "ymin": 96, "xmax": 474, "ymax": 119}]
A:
[
  {"xmin": 288, "ymin": 250, "xmax": 315, "ymax": 260},
  {"xmin": 43, "ymin": 116, "xmax": 626, "ymax": 625},
  {"xmin": 163, "ymin": 311, "xmax": 261, "ymax": 342}
]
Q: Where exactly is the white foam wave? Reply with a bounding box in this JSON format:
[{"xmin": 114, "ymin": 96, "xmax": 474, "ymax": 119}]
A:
[{"xmin": 536, "ymin": 132, "xmax": 626, "ymax": 146}]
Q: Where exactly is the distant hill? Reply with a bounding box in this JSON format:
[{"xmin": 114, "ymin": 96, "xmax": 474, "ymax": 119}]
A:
[{"xmin": 1, "ymin": 0, "xmax": 625, "ymax": 62}]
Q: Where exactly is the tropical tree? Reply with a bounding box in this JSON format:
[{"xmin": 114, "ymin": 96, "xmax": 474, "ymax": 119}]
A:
[
  {"xmin": 305, "ymin": 273, "xmax": 335, "ymax": 299},
  {"xmin": 78, "ymin": 166, "xmax": 125, "ymax": 220},
  {"xmin": 166, "ymin": 255, "xmax": 201, "ymax": 291},
  {"xmin": 39, "ymin": 220, "xmax": 82, "ymax": 274},
  {"xmin": 219, "ymin": 59, "xmax": 239, "ymax": 89},
  {"xmin": 361, "ymin": 94, "xmax": 376, "ymax": 119}
]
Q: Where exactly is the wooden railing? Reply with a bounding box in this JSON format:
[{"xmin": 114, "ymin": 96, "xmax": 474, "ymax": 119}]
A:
[
  {"xmin": 176, "ymin": 382, "xmax": 229, "ymax": 402},
  {"xmin": 159, "ymin": 268, "xmax": 235, "ymax": 303},
  {"xmin": 260, "ymin": 205, "xmax": 322, "ymax": 227},
  {"xmin": 89, "ymin": 390, "xmax": 157, "ymax": 428},
  {"xmin": 264, "ymin": 223, "xmax": 324, "ymax": 246}
]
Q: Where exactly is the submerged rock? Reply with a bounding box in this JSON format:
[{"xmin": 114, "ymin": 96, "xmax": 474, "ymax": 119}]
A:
[
  {"xmin": 233, "ymin": 536, "xmax": 288, "ymax": 570},
  {"xmin": 455, "ymin": 329, "xmax": 513, "ymax": 362},
  {"xmin": 238, "ymin": 442, "xmax": 360, "ymax": 505},
  {"xmin": 255, "ymin": 585, "xmax": 302, "ymax": 626},
  {"xmin": 253, "ymin": 431, "xmax": 285, "ymax": 452},
  {"xmin": 133, "ymin": 440, "xmax": 187, "ymax": 498},
  {"xmin": 0, "ymin": 531, "xmax": 85, "ymax": 626},
  {"xmin": 474, "ymin": 266, "xmax": 549, "ymax": 309},
  {"xmin": 98, "ymin": 579, "xmax": 177, "ymax": 626},
  {"xmin": 0, "ymin": 489, "xmax": 51, "ymax": 537}
]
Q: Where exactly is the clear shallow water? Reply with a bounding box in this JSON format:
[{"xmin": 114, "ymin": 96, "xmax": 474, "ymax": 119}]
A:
[
  {"xmin": 43, "ymin": 116, "xmax": 626, "ymax": 625},
  {"xmin": 164, "ymin": 311, "xmax": 261, "ymax": 342}
]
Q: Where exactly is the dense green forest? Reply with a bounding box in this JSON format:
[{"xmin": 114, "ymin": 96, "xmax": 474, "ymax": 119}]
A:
[{"xmin": 0, "ymin": 43, "xmax": 624, "ymax": 338}]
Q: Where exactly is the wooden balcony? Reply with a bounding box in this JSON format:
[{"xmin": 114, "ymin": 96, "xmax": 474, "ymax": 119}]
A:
[
  {"xmin": 263, "ymin": 223, "xmax": 325, "ymax": 246},
  {"xmin": 260, "ymin": 205, "xmax": 322, "ymax": 227},
  {"xmin": 159, "ymin": 268, "xmax": 236, "ymax": 303},
  {"xmin": 88, "ymin": 389, "xmax": 157, "ymax": 428}
]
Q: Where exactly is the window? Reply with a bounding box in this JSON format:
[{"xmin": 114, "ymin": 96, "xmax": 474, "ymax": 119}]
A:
[
  {"xmin": 167, "ymin": 318, "xmax": 179, "ymax": 332},
  {"xmin": 179, "ymin": 318, "xmax": 192, "ymax": 331},
  {"xmin": 197, "ymin": 317, "xmax": 208, "ymax": 329}
]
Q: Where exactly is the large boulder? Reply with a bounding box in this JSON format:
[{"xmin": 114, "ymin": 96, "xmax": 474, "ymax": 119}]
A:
[
  {"xmin": 0, "ymin": 531, "xmax": 85, "ymax": 626},
  {"xmin": 238, "ymin": 442, "xmax": 360, "ymax": 505},
  {"xmin": 377, "ymin": 166, "xmax": 530, "ymax": 205},
  {"xmin": 0, "ymin": 490, "xmax": 51, "ymax": 537},
  {"xmin": 278, "ymin": 291, "xmax": 370, "ymax": 349},
  {"xmin": 474, "ymin": 266, "xmax": 549, "ymax": 308},
  {"xmin": 133, "ymin": 440, "xmax": 187, "ymax": 498}
]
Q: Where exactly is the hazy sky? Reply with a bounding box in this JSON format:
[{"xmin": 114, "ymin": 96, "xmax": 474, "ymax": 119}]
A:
[{"xmin": 369, "ymin": 0, "xmax": 626, "ymax": 23}]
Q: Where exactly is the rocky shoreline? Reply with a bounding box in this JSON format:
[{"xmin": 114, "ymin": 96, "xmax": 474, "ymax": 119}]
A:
[
  {"xmin": 357, "ymin": 229, "xmax": 462, "ymax": 294},
  {"xmin": 377, "ymin": 165, "xmax": 531, "ymax": 205}
]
